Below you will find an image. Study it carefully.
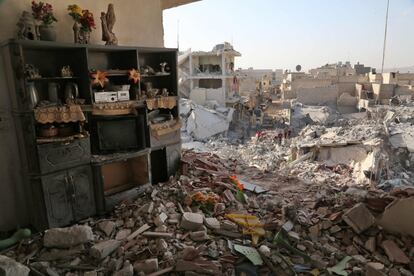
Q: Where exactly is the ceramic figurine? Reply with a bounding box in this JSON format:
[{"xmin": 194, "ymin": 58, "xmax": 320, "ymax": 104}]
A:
[
  {"xmin": 61, "ymin": 66, "xmax": 73, "ymax": 78},
  {"xmin": 101, "ymin": 4, "xmax": 118, "ymax": 45},
  {"xmin": 160, "ymin": 62, "xmax": 168, "ymax": 74},
  {"xmin": 16, "ymin": 11, "xmax": 40, "ymax": 40},
  {"xmin": 161, "ymin": 88, "xmax": 169, "ymax": 97},
  {"xmin": 25, "ymin": 64, "xmax": 41, "ymax": 79}
]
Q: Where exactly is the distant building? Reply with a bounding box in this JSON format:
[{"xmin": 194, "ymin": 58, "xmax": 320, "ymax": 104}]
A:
[
  {"xmin": 178, "ymin": 42, "xmax": 241, "ymax": 107},
  {"xmin": 354, "ymin": 62, "xmax": 372, "ymax": 75},
  {"xmin": 237, "ymin": 68, "xmax": 283, "ymax": 96}
]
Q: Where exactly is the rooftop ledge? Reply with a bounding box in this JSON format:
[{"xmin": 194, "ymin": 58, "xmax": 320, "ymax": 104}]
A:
[{"xmin": 161, "ymin": 0, "xmax": 201, "ymax": 10}]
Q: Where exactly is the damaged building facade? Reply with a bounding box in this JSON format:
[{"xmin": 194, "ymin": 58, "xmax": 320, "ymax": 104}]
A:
[{"xmin": 178, "ymin": 42, "xmax": 241, "ymax": 107}]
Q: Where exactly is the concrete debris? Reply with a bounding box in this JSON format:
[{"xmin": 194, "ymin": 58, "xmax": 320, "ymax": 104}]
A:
[
  {"xmin": 98, "ymin": 220, "xmax": 116, "ymax": 237},
  {"xmin": 378, "ymin": 196, "xmax": 414, "ymax": 238},
  {"xmin": 90, "ymin": 239, "xmax": 121, "ymax": 259},
  {"xmin": 133, "ymin": 258, "xmax": 158, "ymax": 274},
  {"xmin": 204, "ymin": 217, "xmax": 220, "ymax": 230},
  {"xmin": 0, "ymin": 255, "xmax": 30, "ymax": 276},
  {"xmin": 180, "ymin": 98, "xmax": 233, "ymax": 142},
  {"xmin": 43, "ymin": 225, "xmax": 94, "ymax": 248},
  {"xmin": 181, "ymin": 212, "xmax": 204, "ymax": 231},
  {"xmin": 342, "ymin": 203, "xmax": 376, "ymax": 234},
  {"xmin": 381, "ymin": 240, "xmax": 410, "ymax": 264},
  {"xmin": 2, "ymin": 121, "xmax": 414, "ymax": 275}
]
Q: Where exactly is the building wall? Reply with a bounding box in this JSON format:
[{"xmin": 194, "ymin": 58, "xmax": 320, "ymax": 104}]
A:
[
  {"xmin": 0, "ymin": 0, "xmax": 164, "ymax": 47},
  {"xmin": 372, "ymin": 83, "xmax": 395, "ymax": 100},
  {"xmin": 199, "ymin": 55, "xmax": 222, "ymax": 66},
  {"xmin": 291, "ymin": 79, "xmax": 332, "ymax": 91},
  {"xmin": 296, "ymin": 86, "xmax": 338, "ymax": 106}
]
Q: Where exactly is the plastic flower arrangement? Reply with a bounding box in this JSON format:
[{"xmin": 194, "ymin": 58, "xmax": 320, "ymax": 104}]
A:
[
  {"xmin": 68, "ymin": 4, "xmax": 96, "ymax": 32},
  {"xmin": 31, "ymin": 1, "xmax": 57, "ymax": 25}
]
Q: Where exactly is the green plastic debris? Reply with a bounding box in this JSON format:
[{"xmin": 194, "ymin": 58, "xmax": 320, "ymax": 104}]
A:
[
  {"xmin": 235, "ymin": 190, "xmax": 247, "ymax": 203},
  {"xmin": 327, "ymin": 256, "xmax": 352, "ymax": 276},
  {"xmin": 0, "ymin": 228, "xmax": 31, "ymax": 250},
  {"xmin": 273, "ymin": 231, "xmax": 311, "ymax": 262},
  {"xmin": 234, "ymin": 244, "xmax": 263, "ymax": 266}
]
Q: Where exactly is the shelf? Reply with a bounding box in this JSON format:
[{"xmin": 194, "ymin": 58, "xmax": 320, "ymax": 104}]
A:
[
  {"xmin": 141, "ymin": 73, "xmax": 171, "ymax": 78},
  {"xmin": 27, "ymin": 77, "xmax": 79, "ymax": 81},
  {"xmin": 90, "ymin": 70, "xmax": 128, "ymax": 77},
  {"xmin": 36, "ymin": 133, "xmax": 88, "ymax": 144},
  {"xmin": 91, "ymin": 148, "xmax": 150, "ymax": 165}
]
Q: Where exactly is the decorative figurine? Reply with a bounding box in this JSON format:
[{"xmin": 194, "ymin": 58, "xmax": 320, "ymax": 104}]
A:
[
  {"xmin": 25, "ymin": 64, "xmax": 41, "ymax": 79},
  {"xmin": 142, "ymin": 66, "xmax": 155, "ymax": 75},
  {"xmin": 160, "ymin": 62, "xmax": 168, "ymax": 74},
  {"xmin": 16, "ymin": 11, "xmax": 40, "ymax": 40},
  {"xmin": 161, "ymin": 88, "xmax": 169, "ymax": 97},
  {"xmin": 101, "ymin": 4, "xmax": 118, "ymax": 45},
  {"xmin": 61, "ymin": 66, "xmax": 73, "ymax": 78}
]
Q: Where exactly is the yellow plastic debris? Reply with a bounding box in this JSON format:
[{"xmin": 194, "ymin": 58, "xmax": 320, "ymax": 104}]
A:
[{"xmin": 225, "ymin": 213, "xmax": 265, "ymax": 245}]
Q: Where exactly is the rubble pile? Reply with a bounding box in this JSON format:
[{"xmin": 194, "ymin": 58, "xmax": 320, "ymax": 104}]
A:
[
  {"xmin": 180, "ymin": 99, "xmax": 234, "ymax": 142},
  {"xmin": 1, "ymin": 151, "xmax": 414, "ymax": 276},
  {"xmin": 207, "ymin": 135, "xmax": 289, "ymax": 171}
]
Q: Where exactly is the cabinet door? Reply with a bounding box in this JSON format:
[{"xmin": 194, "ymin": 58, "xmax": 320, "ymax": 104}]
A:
[
  {"xmin": 166, "ymin": 143, "xmax": 181, "ymax": 176},
  {"xmin": 68, "ymin": 165, "xmax": 96, "ymax": 221},
  {"xmin": 42, "ymin": 171, "xmax": 73, "ymax": 227}
]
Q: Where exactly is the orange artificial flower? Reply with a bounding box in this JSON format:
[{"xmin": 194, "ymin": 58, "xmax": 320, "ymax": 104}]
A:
[
  {"xmin": 128, "ymin": 68, "xmax": 140, "ymax": 84},
  {"xmin": 90, "ymin": 70, "xmax": 108, "ymax": 88},
  {"xmin": 230, "ymin": 175, "xmax": 244, "ymax": 191}
]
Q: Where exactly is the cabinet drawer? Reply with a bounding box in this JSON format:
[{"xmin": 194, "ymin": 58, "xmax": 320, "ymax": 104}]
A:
[
  {"xmin": 150, "ymin": 129, "xmax": 180, "ymax": 148},
  {"xmin": 37, "ymin": 137, "xmax": 91, "ymax": 174}
]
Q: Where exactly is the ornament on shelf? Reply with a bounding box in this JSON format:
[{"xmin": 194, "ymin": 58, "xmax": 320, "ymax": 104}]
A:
[
  {"xmin": 68, "ymin": 4, "xmax": 96, "ymax": 44},
  {"xmin": 101, "ymin": 4, "xmax": 118, "ymax": 45},
  {"xmin": 61, "ymin": 66, "xmax": 73, "ymax": 78},
  {"xmin": 128, "ymin": 68, "xmax": 140, "ymax": 84},
  {"xmin": 90, "ymin": 70, "xmax": 108, "ymax": 89},
  {"xmin": 16, "ymin": 11, "xmax": 40, "ymax": 40}
]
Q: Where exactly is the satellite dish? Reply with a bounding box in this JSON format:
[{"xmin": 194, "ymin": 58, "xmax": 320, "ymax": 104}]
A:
[{"xmin": 296, "ymin": 65, "xmax": 302, "ymax": 72}]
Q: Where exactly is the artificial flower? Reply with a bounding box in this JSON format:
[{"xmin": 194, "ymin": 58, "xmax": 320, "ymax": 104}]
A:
[
  {"xmin": 68, "ymin": 5, "xmax": 96, "ymax": 31},
  {"xmin": 90, "ymin": 70, "xmax": 108, "ymax": 88},
  {"xmin": 229, "ymin": 175, "xmax": 244, "ymax": 191},
  {"xmin": 32, "ymin": 1, "xmax": 57, "ymax": 25},
  {"xmin": 128, "ymin": 68, "xmax": 141, "ymax": 84}
]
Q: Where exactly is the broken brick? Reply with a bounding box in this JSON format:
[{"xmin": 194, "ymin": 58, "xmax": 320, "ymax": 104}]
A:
[
  {"xmin": 342, "ymin": 203, "xmax": 375, "ymax": 234},
  {"xmin": 381, "ymin": 240, "xmax": 410, "ymax": 264}
]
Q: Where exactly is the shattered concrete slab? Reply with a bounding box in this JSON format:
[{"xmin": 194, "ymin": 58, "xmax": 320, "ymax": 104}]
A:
[
  {"xmin": 378, "ymin": 197, "xmax": 414, "ymax": 238},
  {"xmin": 180, "ymin": 98, "xmax": 233, "ymax": 141}
]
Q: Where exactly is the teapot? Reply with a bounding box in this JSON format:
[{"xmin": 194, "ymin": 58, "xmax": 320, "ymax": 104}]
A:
[{"xmin": 64, "ymin": 82, "xmax": 79, "ymax": 104}]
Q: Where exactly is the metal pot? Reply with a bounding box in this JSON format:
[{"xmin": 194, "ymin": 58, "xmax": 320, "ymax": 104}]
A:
[
  {"xmin": 48, "ymin": 82, "xmax": 60, "ymax": 103},
  {"xmin": 64, "ymin": 82, "xmax": 79, "ymax": 104}
]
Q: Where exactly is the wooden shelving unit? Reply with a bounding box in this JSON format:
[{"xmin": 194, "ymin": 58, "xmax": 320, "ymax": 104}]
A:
[{"xmin": 0, "ymin": 39, "xmax": 181, "ymax": 230}]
